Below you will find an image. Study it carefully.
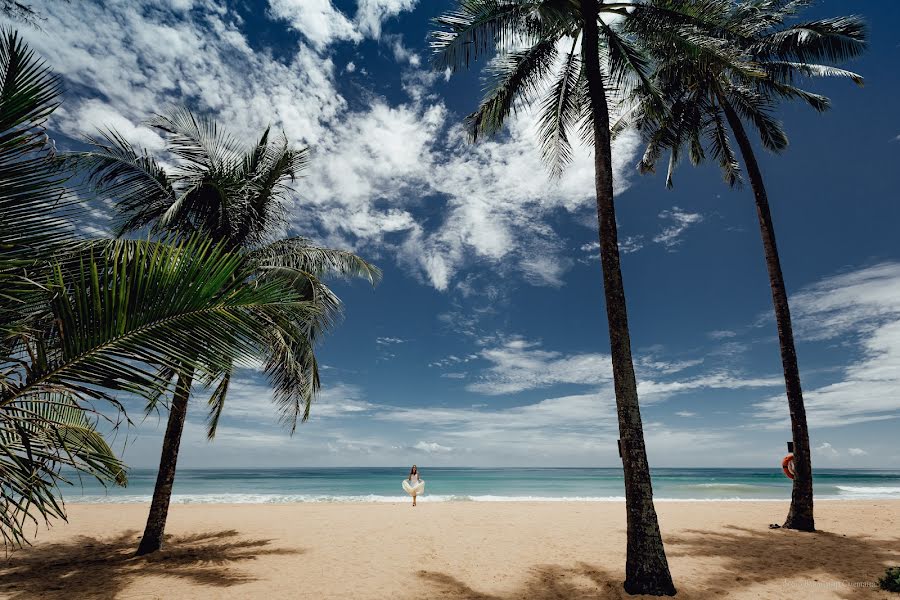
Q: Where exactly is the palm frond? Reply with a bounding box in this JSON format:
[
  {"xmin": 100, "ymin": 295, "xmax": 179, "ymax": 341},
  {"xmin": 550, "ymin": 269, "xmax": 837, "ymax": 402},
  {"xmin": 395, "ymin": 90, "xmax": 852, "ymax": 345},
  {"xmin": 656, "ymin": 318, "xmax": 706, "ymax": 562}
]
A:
[
  {"xmin": 430, "ymin": 0, "xmax": 544, "ymax": 71},
  {"xmin": 0, "ymin": 392, "xmax": 126, "ymax": 549},
  {"xmin": 467, "ymin": 36, "xmax": 558, "ymax": 140},
  {"xmin": 2, "ymin": 237, "xmax": 321, "ymax": 410},
  {"xmin": 147, "ymin": 108, "xmax": 240, "ymax": 174},
  {"xmin": 537, "ymin": 34, "xmax": 583, "ymax": 177},
  {"xmin": 250, "ymin": 238, "xmax": 382, "ymax": 285},
  {"xmin": 707, "ymin": 106, "xmax": 741, "ymax": 187},
  {"xmin": 758, "ymin": 16, "xmax": 868, "ymax": 63},
  {"xmin": 66, "ymin": 129, "xmax": 176, "ymax": 236},
  {"xmin": 0, "ymin": 27, "xmax": 70, "ymax": 261},
  {"xmin": 205, "ymin": 371, "xmax": 229, "ymax": 440}
]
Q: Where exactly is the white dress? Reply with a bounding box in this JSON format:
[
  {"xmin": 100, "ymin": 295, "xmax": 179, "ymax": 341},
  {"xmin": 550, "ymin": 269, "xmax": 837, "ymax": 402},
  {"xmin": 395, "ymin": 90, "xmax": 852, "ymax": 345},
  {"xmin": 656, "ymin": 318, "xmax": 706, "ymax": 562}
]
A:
[{"xmin": 402, "ymin": 474, "xmax": 425, "ymax": 496}]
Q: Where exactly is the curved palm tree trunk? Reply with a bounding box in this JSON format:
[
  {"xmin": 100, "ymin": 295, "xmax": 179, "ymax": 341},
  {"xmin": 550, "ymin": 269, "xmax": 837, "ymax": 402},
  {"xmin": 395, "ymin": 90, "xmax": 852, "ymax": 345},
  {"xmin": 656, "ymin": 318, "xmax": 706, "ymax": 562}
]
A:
[
  {"xmin": 580, "ymin": 2, "xmax": 675, "ymax": 595},
  {"xmin": 721, "ymin": 102, "xmax": 814, "ymax": 532},
  {"xmin": 136, "ymin": 367, "xmax": 194, "ymax": 555}
]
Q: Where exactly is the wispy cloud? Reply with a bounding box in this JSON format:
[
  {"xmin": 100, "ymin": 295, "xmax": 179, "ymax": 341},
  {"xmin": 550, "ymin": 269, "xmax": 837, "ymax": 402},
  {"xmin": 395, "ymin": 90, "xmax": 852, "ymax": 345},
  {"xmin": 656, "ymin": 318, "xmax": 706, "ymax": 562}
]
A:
[
  {"xmin": 653, "ymin": 207, "xmax": 704, "ymax": 249},
  {"xmin": 754, "ymin": 262, "xmax": 900, "ymax": 428},
  {"xmin": 467, "ymin": 337, "xmax": 613, "ymax": 395}
]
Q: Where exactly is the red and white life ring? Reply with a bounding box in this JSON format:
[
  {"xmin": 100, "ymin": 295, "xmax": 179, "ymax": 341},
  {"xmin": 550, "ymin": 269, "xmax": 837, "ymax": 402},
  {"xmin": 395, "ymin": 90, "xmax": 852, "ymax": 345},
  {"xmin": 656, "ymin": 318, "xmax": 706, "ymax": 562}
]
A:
[{"xmin": 781, "ymin": 453, "xmax": 795, "ymax": 479}]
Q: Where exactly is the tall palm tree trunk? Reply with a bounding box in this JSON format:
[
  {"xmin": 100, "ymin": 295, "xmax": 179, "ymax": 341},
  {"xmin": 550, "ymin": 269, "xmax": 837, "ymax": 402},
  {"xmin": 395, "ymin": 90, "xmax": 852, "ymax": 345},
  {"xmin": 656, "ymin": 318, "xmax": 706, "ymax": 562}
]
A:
[
  {"xmin": 580, "ymin": 2, "xmax": 675, "ymax": 595},
  {"xmin": 136, "ymin": 367, "xmax": 194, "ymax": 555},
  {"xmin": 721, "ymin": 101, "xmax": 814, "ymax": 532}
]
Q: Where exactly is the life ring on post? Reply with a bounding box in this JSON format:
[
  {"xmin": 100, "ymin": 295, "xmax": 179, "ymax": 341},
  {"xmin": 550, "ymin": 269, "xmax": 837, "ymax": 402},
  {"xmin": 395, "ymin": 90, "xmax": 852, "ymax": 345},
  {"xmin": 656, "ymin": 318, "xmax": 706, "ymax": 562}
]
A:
[{"xmin": 781, "ymin": 453, "xmax": 795, "ymax": 479}]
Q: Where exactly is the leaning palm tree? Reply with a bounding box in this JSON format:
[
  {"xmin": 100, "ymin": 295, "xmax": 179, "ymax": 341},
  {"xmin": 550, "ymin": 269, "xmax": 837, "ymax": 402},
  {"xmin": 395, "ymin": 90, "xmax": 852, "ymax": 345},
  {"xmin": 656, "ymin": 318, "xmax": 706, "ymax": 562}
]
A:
[
  {"xmin": 431, "ymin": 1, "xmax": 741, "ymax": 594},
  {"xmin": 0, "ymin": 28, "xmax": 326, "ymax": 549},
  {"xmin": 630, "ymin": 0, "xmax": 866, "ymax": 532},
  {"xmin": 71, "ymin": 109, "xmax": 380, "ymax": 555}
]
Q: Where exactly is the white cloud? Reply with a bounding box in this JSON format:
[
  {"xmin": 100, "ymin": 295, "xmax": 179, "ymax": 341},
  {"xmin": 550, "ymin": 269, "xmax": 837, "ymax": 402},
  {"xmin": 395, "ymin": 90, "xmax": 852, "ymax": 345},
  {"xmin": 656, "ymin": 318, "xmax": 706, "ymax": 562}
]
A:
[
  {"xmin": 638, "ymin": 372, "xmax": 783, "ymax": 402},
  {"xmin": 218, "ymin": 378, "xmax": 373, "ymax": 423},
  {"xmin": 345, "ymin": 61, "xmax": 356, "ymax": 72},
  {"xmin": 376, "ymin": 336, "xmax": 406, "ymax": 345},
  {"xmin": 708, "ymin": 330, "xmax": 738, "ymax": 340},
  {"xmin": 580, "ymin": 235, "xmax": 643, "ymax": 263},
  {"xmin": 466, "ymin": 336, "xmax": 778, "ymax": 398},
  {"xmin": 754, "ymin": 263, "xmax": 900, "ymax": 428},
  {"xmin": 385, "ymin": 34, "xmax": 421, "ymax": 66},
  {"xmin": 848, "ymin": 447, "xmax": 868, "ymax": 456},
  {"xmin": 23, "ymin": 0, "xmax": 645, "ymax": 294},
  {"xmin": 413, "ymin": 441, "xmax": 453, "ymax": 454},
  {"xmin": 636, "ymin": 357, "xmax": 703, "ymax": 376},
  {"xmin": 440, "ymin": 372, "xmax": 467, "ymax": 379},
  {"xmin": 790, "ymin": 262, "xmax": 900, "ymax": 341},
  {"xmin": 355, "ymin": 0, "xmax": 418, "ymax": 39},
  {"xmin": 619, "ymin": 235, "xmax": 645, "ymax": 254},
  {"xmin": 267, "ymin": 0, "xmax": 418, "ymax": 49},
  {"xmin": 24, "ymin": 1, "xmax": 346, "ymax": 148},
  {"xmin": 653, "ymin": 207, "xmax": 703, "ymax": 249},
  {"xmin": 467, "ymin": 337, "xmax": 613, "ymax": 395},
  {"xmin": 816, "ymin": 441, "xmax": 839, "ymax": 457},
  {"xmin": 675, "ymin": 411, "xmax": 697, "ymax": 417},
  {"xmin": 268, "ymin": 0, "xmax": 361, "ymax": 49}
]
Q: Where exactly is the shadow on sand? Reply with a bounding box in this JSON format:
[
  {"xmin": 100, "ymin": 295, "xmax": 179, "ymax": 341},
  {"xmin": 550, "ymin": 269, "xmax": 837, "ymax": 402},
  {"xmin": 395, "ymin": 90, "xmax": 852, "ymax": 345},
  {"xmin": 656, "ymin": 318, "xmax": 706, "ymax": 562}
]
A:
[
  {"xmin": 0, "ymin": 529, "xmax": 302, "ymax": 600},
  {"xmin": 417, "ymin": 525, "xmax": 900, "ymax": 599},
  {"xmin": 666, "ymin": 524, "xmax": 900, "ymax": 599},
  {"xmin": 418, "ymin": 563, "xmax": 627, "ymax": 600}
]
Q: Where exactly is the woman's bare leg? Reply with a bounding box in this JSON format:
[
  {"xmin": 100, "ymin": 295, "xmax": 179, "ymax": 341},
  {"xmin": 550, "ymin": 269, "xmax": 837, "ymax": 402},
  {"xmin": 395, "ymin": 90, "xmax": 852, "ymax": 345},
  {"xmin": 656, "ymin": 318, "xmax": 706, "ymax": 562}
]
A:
[{"xmin": 412, "ymin": 493, "xmax": 416, "ymax": 507}]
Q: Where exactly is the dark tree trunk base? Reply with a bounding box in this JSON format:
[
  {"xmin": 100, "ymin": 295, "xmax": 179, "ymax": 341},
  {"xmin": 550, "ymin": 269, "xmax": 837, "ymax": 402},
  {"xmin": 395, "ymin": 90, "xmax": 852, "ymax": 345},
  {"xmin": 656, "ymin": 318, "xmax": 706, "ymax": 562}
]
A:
[
  {"xmin": 136, "ymin": 534, "xmax": 164, "ymax": 556},
  {"xmin": 783, "ymin": 514, "xmax": 816, "ymax": 532},
  {"xmin": 624, "ymin": 578, "xmax": 678, "ymax": 597}
]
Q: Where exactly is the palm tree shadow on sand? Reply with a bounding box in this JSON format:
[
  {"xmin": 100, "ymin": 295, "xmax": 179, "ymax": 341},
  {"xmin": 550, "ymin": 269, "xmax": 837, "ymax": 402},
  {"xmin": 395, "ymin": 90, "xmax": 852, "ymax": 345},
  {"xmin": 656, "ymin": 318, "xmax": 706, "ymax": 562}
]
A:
[
  {"xmin": 665, "ymin": 525, "xmax": 900, "ymax": 599},
  {"xmin": 0, "ymin": 529, "xmax": 302, "ymax": 600},
  {"xmin": 416, "ymin": 526, "xmax": 900, "ymax": 600},
  {"xmin": 417, "ymin": 563, "xmax": 629, "ymax": 600}
]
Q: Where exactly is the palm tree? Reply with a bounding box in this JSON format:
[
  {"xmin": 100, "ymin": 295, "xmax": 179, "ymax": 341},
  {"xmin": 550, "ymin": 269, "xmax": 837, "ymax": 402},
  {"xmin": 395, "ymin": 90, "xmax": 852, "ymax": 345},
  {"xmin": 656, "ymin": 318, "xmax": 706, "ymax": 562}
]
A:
[
  {"xmin": 2, "ymin": 235, "xmax": 325, "ymax": 549},
  {"xmin": 0, "ymin": 28, "xmax": 325, "ymax": 549},
  {"xmin": 72, "ymin": 109, "xmax": 381, "ymax": 554},
  {"xmin": 630, "ymin": 0, "xmax": 866, "ymax": 532},
  {"xmin": 431, "ymin": 1, "xmax": 738, "ymax": 594}
]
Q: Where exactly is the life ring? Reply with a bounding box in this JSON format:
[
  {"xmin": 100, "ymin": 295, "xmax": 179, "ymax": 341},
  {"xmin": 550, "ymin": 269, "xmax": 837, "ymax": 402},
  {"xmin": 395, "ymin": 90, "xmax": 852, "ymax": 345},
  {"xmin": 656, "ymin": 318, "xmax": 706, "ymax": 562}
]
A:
[{"xmin": 781, "ymin": 454, "xmax": 795, "ymax": 479}]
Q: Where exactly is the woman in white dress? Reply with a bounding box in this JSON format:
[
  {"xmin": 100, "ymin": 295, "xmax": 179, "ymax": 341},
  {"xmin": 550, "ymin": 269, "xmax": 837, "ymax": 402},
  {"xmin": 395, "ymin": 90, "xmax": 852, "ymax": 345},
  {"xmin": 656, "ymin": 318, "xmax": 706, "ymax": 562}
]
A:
[{"xmin": 402, "ymin": 465, "xmax": 425, "ymax": 506}]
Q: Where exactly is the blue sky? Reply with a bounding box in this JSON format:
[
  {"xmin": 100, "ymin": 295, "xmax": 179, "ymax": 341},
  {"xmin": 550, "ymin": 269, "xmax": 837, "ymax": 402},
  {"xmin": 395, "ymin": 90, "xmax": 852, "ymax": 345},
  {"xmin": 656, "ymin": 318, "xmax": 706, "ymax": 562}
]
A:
[{"xmin": 12, "ymin": 0, "xmax": 900, "ymax": 468}]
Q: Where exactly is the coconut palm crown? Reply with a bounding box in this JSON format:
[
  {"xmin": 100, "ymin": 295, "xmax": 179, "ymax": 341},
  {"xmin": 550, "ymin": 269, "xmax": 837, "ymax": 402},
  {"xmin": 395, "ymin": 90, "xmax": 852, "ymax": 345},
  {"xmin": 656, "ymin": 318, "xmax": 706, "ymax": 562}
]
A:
[
  {"xmin": 626, "ymin": 0, "xmax": 866, "ymax": 532},
  {"xmin": 70, "ymin": 109, "xmax": 381, "ymax": 554}
]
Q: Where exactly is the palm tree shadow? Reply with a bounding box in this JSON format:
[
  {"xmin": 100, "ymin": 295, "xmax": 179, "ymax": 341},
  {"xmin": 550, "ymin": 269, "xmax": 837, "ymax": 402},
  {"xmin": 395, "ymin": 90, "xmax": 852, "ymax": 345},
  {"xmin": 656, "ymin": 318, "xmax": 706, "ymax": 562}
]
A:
[
  {"xmin": 417, "ymin": 525, "xmax": 900, "ymax": 600},
  {"xmin": 417, "ymin": 562, "xmax": 628, "ymax": 600},
  {"xmin": 0, "ymin": 529, "xmax": 303, "ymax": 600},
  {"xmin": 665, "ymin": 525, "xmax": 900, "ymax": 599}
]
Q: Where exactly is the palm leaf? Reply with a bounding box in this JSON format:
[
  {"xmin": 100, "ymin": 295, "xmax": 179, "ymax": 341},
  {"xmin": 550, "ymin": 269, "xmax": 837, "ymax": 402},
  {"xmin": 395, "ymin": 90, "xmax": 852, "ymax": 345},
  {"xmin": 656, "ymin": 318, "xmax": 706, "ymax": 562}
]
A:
[{"xmin": 467, "ymin": 36, "xmax": 558, "ymax": 140}]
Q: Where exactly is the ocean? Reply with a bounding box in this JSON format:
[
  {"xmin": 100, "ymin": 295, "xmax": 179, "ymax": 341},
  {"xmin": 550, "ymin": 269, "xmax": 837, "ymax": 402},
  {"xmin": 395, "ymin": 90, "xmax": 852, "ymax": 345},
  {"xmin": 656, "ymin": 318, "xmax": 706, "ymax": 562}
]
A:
[{"xmin": 63, "ymin": 467, "xmax": 900, "ymax": 503}]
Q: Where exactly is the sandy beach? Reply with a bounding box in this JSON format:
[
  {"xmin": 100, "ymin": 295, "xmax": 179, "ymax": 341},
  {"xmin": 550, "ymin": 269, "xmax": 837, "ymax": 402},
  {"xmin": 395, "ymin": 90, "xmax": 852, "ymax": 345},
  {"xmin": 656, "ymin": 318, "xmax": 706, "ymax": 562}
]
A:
[{"xmin": 2, "ymin": 500, "xmax": 898, "ymax": 599}]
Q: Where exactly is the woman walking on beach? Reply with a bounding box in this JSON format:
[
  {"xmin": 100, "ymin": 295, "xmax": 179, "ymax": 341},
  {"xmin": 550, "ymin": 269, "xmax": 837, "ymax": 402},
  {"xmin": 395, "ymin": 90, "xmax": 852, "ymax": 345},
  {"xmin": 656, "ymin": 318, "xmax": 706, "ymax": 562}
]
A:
[{"xmin": 402, "ymin": 465, "xmax": 425, "ymax": 506}]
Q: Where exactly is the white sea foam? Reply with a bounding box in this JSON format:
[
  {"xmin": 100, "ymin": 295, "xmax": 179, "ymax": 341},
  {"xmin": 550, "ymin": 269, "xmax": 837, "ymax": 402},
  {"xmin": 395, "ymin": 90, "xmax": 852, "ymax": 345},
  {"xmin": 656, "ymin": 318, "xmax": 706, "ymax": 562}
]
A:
[
  {"xmin": 64, "ymin": 488, "xmax": 900, "ymax": 504},
  {"xmin": 835, "ymin": 486, "xmax": 900, "ymax": 497},
  {"xmin": 66, "ymin": 494, "xmax": 628, "ymax": 504},
  {"xmin": 66, "ymin": 494, "xmax": 803, "ymax": 504},
  {"xmin": 689, "ymin": 483, "xmax": 766, "ymax": 490}
]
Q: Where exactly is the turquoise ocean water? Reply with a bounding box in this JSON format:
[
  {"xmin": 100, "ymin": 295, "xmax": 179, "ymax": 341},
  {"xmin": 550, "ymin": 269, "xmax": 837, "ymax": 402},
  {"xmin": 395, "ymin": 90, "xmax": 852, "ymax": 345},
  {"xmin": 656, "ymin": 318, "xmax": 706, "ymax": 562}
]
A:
[{"xmin": 65, "ymin": 468, "xmax": 900, "ymax": 503}]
